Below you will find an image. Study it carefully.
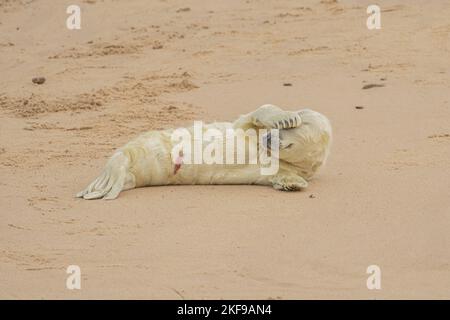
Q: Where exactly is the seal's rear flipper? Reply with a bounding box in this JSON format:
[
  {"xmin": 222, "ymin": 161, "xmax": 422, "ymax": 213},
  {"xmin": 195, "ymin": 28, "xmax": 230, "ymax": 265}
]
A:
[{"xmin": 76, "ymin": 152, "xmax": 132, "ymax": 200}]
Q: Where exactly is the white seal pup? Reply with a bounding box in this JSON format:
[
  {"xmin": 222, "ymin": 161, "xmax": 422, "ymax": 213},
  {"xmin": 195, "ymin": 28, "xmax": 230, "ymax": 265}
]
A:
[{"xmin": 76, "ymin": 104, "xmax": 332, "ymax": 200}]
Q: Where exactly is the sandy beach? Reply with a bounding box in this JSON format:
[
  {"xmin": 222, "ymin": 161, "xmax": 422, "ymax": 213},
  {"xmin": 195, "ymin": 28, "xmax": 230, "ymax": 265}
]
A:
[{"xmin": 0, "ymin": 0, "xmax": 449, "ymax": 299}]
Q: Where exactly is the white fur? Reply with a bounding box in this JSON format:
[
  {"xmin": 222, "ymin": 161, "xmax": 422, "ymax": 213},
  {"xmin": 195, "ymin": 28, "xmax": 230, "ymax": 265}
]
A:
[{"xmin": 76, "ymin": 104, "xmax": 332, "ymax": 200}]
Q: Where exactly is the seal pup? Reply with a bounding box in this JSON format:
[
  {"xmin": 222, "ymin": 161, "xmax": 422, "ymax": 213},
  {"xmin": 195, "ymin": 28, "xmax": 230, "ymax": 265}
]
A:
[{"xmin": 76, "ymin": 104, "xmax": 332, "ymax": 200}]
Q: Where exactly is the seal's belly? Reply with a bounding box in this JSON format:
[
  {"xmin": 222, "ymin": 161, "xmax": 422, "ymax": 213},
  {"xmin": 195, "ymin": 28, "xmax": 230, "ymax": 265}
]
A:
[
  {"xmin": 119, "ymin": 123, "xmax": 272, "ymax": 187},
  {"xmin": 171, "ymin": 163, "xmax": 267, "ymax": 185}
]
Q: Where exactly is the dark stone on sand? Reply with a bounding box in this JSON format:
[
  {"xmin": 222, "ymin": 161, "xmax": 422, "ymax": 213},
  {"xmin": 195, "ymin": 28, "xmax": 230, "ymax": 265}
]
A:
[
  {"xmin": 362, "ymin": 83, "xmax": 384, "ymax": 90},
  {"xmin": 32, "ymin": 77, "xmax": 46, "ymax": 85}
]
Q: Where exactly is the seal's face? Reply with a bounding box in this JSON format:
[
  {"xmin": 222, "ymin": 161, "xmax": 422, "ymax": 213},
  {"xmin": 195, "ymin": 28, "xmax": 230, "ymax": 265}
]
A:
[{"xmin": 263, "ymin": 109, "xmax": 332, "ymax": 168}]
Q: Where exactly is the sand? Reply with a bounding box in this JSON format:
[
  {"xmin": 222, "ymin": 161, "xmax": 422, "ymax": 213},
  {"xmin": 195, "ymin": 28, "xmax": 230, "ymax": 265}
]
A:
[{"xmin": 0, "ymin": 0, "xmax": 449, "ymax": 299}]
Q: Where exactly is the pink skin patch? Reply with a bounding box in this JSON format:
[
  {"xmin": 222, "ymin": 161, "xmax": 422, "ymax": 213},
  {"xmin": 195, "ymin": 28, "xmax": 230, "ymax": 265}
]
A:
[{"xmin": 173, "ymin": 151, "xmax": 183, "ymax": 174}]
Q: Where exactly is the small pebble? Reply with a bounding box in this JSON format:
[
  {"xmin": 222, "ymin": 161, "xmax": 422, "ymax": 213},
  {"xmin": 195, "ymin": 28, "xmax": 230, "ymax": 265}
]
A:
[
  {"xmin": 309, "ymin": 194, "xmax": 316, "ymax": 198},
  {"xmin": 283, "ymin": 83, "xmax": 292, "ymax": 86},
  {"xmin": 355, "ymin": 106, "xmax": 364, "ymax": 109},
  {"xmin": 32, "ymin": 77, "xmax": 46, "ymax": 85}
]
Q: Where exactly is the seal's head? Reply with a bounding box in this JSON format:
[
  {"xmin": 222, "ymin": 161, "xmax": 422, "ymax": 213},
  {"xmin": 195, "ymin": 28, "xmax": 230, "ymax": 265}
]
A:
[{"xmin": 263, "ymin": 109, "xmax": 332, "ymax": 177}]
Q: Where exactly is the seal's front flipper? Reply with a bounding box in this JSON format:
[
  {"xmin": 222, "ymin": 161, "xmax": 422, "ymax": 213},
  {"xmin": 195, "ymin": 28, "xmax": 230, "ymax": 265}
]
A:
[
  {"xmin": 233, "ymin": 104, "xmax": 301, "ymax": 130},
  {"xmin": 271, "ymin": 175, "xmax": 308, "ymax": 191},
  {"xmin": 251, "ymin": 104, "xmax": 302, "ymax": 129}
]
